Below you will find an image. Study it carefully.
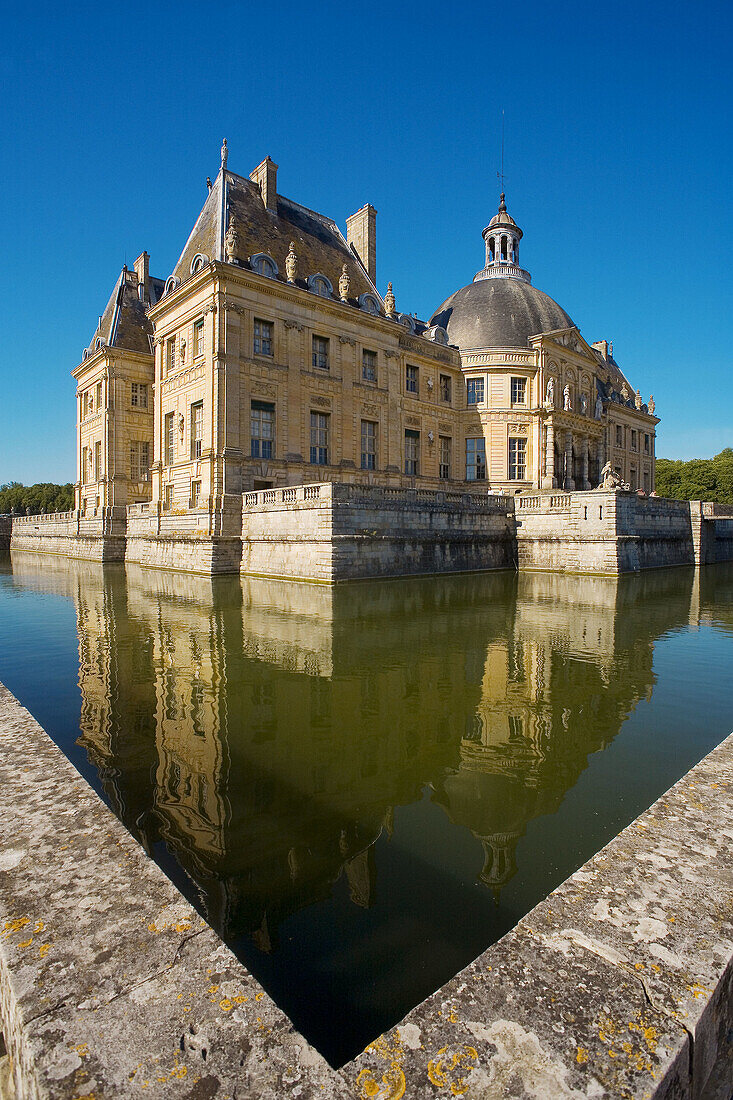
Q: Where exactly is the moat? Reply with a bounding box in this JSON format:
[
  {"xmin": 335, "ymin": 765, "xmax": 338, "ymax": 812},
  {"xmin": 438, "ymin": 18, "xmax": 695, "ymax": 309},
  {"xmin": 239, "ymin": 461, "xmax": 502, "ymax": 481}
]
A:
[{"xmin": 0, "ymin": 554, "xmax": 731, "ymax": 1067}]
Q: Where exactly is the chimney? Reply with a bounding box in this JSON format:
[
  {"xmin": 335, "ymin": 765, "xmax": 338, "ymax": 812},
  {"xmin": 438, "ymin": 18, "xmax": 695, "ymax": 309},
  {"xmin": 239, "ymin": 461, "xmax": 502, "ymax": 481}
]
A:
[
  {"xmin": 346, "ymin": 204, "xmax": 377, "ymax": 284},
  {"xmin": 250, "ymin": 156, "xmax": 278, "ymax": 213},
  {"xmin": 592, "ymin": 339, "xmax": 609, "ymax": 359},
  {"xmin": 134, "ymin": 251, "xmax": 149, "ymax": 302}
]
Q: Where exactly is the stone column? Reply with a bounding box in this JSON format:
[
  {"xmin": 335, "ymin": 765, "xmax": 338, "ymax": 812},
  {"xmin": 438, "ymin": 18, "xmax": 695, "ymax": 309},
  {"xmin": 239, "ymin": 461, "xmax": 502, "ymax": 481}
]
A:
[
  {"xmin": 581, "ymin": 436, "xmax": 590, "ymax": 490},
  {"xmin": 597, "ymin": 428, "xmax": 606, "ymax": 478},
  {"xmin": 564, "ymin": 430, "xmax": 575, "ymax": 491},
  {"xmin": 542, "ymin": 421, "xmax": 556, "ymax": 489}
]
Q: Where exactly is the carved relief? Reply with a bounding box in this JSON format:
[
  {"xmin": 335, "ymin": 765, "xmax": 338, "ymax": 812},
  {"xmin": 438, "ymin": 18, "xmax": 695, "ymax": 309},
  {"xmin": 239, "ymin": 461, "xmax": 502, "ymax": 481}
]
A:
[
  {"xmin": 311, "ymin": 395, "xmax": 331, "ymax": 408},
  {"xmin": 252, "ymin": 383, "xmax": 276, "ymax": 398},
  {"xmin": 339, "ymin": 335, "xmax": 356, "ymax": 345},
  {"xmin": 405, "ymin": 415, "xmax": 420, "ymax": 427},
  {"xmin": 284, "ymin": 319, "xmax": 303, "ymax": 331},
  {"xmin": 438, "ymin": 422, "xmax": 452, "ymax": 433},
  {"xmin": 362, "ymin": 403, "xmax": 380, "ymax": 416},
  {"xmin": 508, "ymin": 423, "xmax": 528, "ymax": 434}
]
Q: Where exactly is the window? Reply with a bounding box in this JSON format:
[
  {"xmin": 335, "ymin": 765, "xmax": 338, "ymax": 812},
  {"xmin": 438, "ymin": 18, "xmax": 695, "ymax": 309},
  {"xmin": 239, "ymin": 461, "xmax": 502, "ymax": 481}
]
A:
[
  {"xmin": 361, "ymin": 420, "xmax": 377, "ymax": 470},
  {"xmin": 616, "ymin": 424, "xmax": 623, "ymax": 448},
  {"xmin": 191, "ymin": 402, "xmax": 203, "ymax": 459},
  {"xmin": 630, "ymin": 466, "xmax": 637, "ymax": 491},
  {"xmin": 251, "ymin": 253, "xmax": 278, "ymax": 279},
  {"xmin": 312, "ymin": 335, "xmax": 329, "ymax": 371},
  {"xmin": 439, "ymin": 374, "xmax": 452, "ymax": 404},
  {"xmin": 631, "ymin": 429, "xmax": 638, "ymax": 451},
  {"xmin": 643, "ymin": 471, "xmax": 650, "ymax": 493},
  {"xmin": 166, "ymin": 337, "xmax": 176, "ymax": 375},
  {"xmin": 644, "ymin": 433, "xmax": 650, "ymax": 455},
  {"xmin": 96, "ymin": 381, "xmax": 103, "ymax": 409},
  {"xmin": 406, "ymin": 365, "xmax": 419, "ymax": 395},
  {"xmin": 131, "ymin": 382, "xmax": 148, "ymax": 409},
  {"xmin": 164, "ymin": 412, "xmax": 175, "ymax": 466},
  {"xmin": 439, "ymin": 436, "xmax": 452, "ymax": 479},
  {"xmin": 466, "ymin": 437, "xmax": 486, "ymax": 480},
  {"xmin": 310, "ymin": 412, "xmax": 329, "ymax": 465},
  {"xmin": 194, "ymin": 319, "xmax": 204, "ymax": 358},
  {"xmin": 362, "ymin": 349, "xmax": 377, "ymax": 382},
  {"xmin": 190, "ymin": 480, "xmax": 201, "ymax": 507},
  {"xmin": 511, "ymin": 377, "xmax": 526, "ymax": 405},
  {"xmin": 309, "ymin": 274, "xmax": 333, "ymax": 298},
  {"xmin": 404, "ymin": 429, "xmax": 420, "ymax": 475},
  {"xmin": 254, "ymin": 319, "xmax": 273, "ymax": 357},
  {"xmin": 94, "ymin": 441, "xmax": 102, "ymax": 482},
  {"xmin": 164, "ymin": 484, "xmax": 174, "ymax": 509},
  {"xmin": 81, "ymin": 446, "xmax": 88, "ymax": 484},
  {"xmin": 509, "ymin": 438, "xmax": 527, "ymax": 480},
  {"xmin": 130, "ymin": 441, "xmax": 150, "ymax": 481},
  {"xmin": 466, "ymin": 378, "xmax": 485, "ymax": 405},
  {"xmin": 251, "ymin": 401, "xmax": 275, "ymax": 459}
]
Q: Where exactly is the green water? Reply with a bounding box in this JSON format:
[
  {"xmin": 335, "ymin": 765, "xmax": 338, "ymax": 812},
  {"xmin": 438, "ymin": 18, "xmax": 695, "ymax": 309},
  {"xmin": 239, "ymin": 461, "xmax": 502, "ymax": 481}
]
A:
[{"xmin": 0, "ymin": 554, "xmax": 731, "ymax": 1066}]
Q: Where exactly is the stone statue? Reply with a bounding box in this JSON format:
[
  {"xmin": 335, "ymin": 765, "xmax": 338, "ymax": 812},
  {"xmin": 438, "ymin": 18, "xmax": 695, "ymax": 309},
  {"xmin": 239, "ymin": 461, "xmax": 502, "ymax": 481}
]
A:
[
  {"xmin": 563, "ymin": 384, "xmax": 571, "ymax": 411},
  {"xmin": 545, "ymin": 378, "xmax": 554, "ymax": 406},
  {"xmin": 621, "ymin": 382, "xmax": 630, "ymax": 402},
  {"xmin": 597, "ymin": 461, "xmax": 629, "ymax": 492},
  {"xmin": 221, "ymin": 138, "xmax": 228, "ymax": 169},
  {"xmin": 339, "ymin": 264, "xmax": 350, "ymax": 302},
  {"xmin": 595, "ymin": 393, "xmax": 603, "ymax": 419},
  {"xmin": 648, "ymin": 394, "xmax": 655, "ymax": 414},
  {"xmin": 206, "ymin": 177, "xmax": 212, "ymax": 192},
  {"xmin": 580, "ymin": 393, "xmax": 587, "ymax": 415},
  {"xmin": 384, "ymin": 282, "xmax": 396, "ymax": 317},
  {"xmin": 285, "ymin": 242, "xmax": 297, "ymax": 284},
  {"xmin": 635, "ymin": 389, "xmax": 642, "ymax": 410},
  {"xmin": 224, "ymin": 214, "xmax": 238, "ymax": 263}
]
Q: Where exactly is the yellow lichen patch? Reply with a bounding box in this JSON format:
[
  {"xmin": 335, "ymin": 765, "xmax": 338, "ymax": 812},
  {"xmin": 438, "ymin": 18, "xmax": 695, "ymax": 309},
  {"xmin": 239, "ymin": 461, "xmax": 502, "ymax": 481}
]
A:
[
  {"xmin": 356, "ymin": 1065, "xmax": 406, "ymax": 1099},
  {"xmin": 255, "ymin": 992, "xmax": 264, "ymax": 1001},
  {"xmin": 33, "ymin": 920, "xmax": 45, "ymax": 934},
  {"xmin": 688, "ymin": 985, "xmax": 709, "ymax": 1000},
  {"xmin": 71, "ymin": 1044, "xmax": 89, "ymax": 1058},
  {"xmin": 39, "ymin": 944, "xmax": 50, "ymax": 958},
  {"xmin": 18, "ymin": 937, "xmax": 33, "ymax": 949},
  {"xmin": 174, "ymin": 922, "xmax": 192, "ymax": 933},
  {"xmin": 148, "ymin": 922, "xmax": 159, "ymax": 933},
  {"xmin": 634, "ymin": 963, "xmax": 645, "ymax": 971},
  {"xmin": 576, "ymin": 1048, "xmax": 588, "ymax": 1064},
  {"xmin": 426, "ymin": 1045, "xmax": 478, "ymax": 1095},
  {"xmin": 3, "ymin": 917, "xmax": 30, "ymax": 935},
  {"xmin": 219, "ymin": 999, "xmax": 234, "ymax": 1012}
]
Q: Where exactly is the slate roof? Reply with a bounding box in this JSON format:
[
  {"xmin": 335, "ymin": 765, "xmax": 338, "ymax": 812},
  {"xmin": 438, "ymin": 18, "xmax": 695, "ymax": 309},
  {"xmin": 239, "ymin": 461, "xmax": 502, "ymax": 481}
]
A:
[
  {"xmin": 430, "ymin": 277, "xmax": 575, "ymax": 351},
  {"xmin": 169, "ymin": 170, "xmax": 380, "ymax": 305},
  {"xmin": 85, "ymin": 269, "xmax": 164, "ymax": 357}
]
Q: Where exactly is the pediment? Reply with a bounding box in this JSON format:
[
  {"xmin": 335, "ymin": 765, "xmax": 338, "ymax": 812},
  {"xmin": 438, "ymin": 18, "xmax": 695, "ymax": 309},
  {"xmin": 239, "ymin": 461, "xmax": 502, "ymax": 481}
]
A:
[{"xmin": 535, "ymin": 326, "xmax": 599, "ymax": 366}]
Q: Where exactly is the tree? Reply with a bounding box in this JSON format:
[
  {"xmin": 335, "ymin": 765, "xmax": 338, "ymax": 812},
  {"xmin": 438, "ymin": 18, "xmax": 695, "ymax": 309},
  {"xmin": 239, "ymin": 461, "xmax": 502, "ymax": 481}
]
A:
[
  {"xmin": 655, "ymin": 450, "xmax": 733, "ymax": 505},
  {"xmin": 0, "ymin": 482, "xmax": 75, "ymax": 515}
]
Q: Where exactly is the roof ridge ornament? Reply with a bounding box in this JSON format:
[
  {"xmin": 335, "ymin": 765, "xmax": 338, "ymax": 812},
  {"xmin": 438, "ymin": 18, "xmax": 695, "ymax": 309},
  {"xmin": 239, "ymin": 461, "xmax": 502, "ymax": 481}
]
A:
[
  {"xmin": 285, "ymin": 242, "xmax": 298, "ymax": 284},
  {"xmin": 224, "ymin": 214, "xmax": 238, "ymax": 263},
  {"xmin": 221, "ymin": 138, "xmax": 228, "ymax": 170},
  {"xmin": 384, "ymin": 282, "xmax": 396, "ymax": 317}
]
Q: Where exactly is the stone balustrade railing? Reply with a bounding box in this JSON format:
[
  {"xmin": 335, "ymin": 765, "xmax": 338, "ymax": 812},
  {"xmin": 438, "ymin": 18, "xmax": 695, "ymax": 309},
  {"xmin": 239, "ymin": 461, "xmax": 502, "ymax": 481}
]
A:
[{"xmin": 242, "ymin": 483, "xmax": 504, "ymax": 510}]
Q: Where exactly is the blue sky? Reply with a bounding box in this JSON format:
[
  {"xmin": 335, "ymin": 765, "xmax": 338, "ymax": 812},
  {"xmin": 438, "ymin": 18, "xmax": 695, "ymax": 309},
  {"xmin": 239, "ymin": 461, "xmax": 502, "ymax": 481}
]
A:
[{"xmin": 1, "ymin": 0, "xmax": 730, "ymax": 483}]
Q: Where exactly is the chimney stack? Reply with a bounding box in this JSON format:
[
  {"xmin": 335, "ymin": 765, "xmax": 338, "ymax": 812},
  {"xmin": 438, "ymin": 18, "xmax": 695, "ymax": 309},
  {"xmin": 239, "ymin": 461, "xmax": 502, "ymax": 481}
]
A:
[
  {"xmin": 133, "ymin": 251, "xmax": 149, "ymax": 302},
  {"xmin": 346, "ymin": 204, "xmax": 377, "ymax": 284},
  {"xmin": 250, "ymin": 156, "xmax": 278, "ymax": 213}
]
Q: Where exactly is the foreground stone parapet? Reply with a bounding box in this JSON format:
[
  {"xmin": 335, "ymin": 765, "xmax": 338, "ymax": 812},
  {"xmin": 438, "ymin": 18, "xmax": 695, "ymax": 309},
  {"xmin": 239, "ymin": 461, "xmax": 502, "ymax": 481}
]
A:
[{"xmin": 1, "ymin": 677, "xmax": 732, "ymax": 1098}]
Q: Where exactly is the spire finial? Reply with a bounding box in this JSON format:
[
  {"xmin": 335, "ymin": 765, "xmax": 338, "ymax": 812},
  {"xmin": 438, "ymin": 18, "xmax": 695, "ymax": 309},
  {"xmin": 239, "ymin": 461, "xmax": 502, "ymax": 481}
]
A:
[
  {"xmin": 499, "ymin": 192, "xmax": 507, "ymax": 212},
  {"xmin": 221, "ymin": 138, "xmax": 228, "ymax": 169}
]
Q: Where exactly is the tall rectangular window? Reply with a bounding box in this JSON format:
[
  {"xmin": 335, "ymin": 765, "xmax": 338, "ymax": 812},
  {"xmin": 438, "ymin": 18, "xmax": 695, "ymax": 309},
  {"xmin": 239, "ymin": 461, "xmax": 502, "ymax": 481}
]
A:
[
  {"xmin": 190, "ymin": 480, "xmax": 201, "ymax": 507},
  {"xmin": 466, "ymin": 437, "xmax": 486, "ymax": 480},
  {"xmin": 166, "ymin": 337, "xmax": 176, "ymax": 375},
  {"xmin": 310, "ymin": 412, "xmax": 329, "ymax": 465},
  {"xmin": 251, "ymin": 401, "xmax": 275, "ymax": 459},
  {"xmin": 439, "ymin": 436, "xmax": 452, "ymax": 479},
  {"xmin": 508, "ymin": 437, "xmax": 527, "ymax": 480},
  {"xmin": 511, "ymin": 377, "xmax": 526, "ymax": 405},
  {"xmin": 94, "ymin": 441, "xmax": 102, "ymax": 482},
  {"xmin": 191, "ymin": 402, "xmax": 203, "ymax": 459},
  {"xmin": 312, "ymin": 335, "xmax": 329, "ymax": 371},
  {"xmin": 406, "ymin": 365, "xmax": 419, "ymax": 394},
  {"xmin": 616, "ymin": 424, "xmax": 623, "ymax": 447},
  {"xmin": 254, "ymin": 319, "xmax": 273, "ymax": 356},
  {"xmin": 631, "ymin": 429, "xmax": 638, "ymax": 451},
  {"xmin": 361, "ymin": 420, "xmax": 377, "ymax": 470},
  {"xmin": 95, "ymin": 381, "xmax": 103, "ymax": 408},
  {"xmin": 164, "ymin": 412, "xmax": 175, "ymax": 466},
  {"xmin": 440, "ymin": 374, "xmax": 452, "ymax": 403},
  {"xmin": 194, "ymin": 319, "xmax": 205, "ymax": 358},
  {"xmin": 362, "ymin": 349, "xmax": 377, "ymax": 382},
  {"xmin": 644, "ymin": 433, "xmax": 650, "ymax": 454},
  {"xmin": 131, "ymin": 382, "xmax": 148, "ymax": 409},
  {"xmin": 82, "ymin": 446, "xmax": 88, "ymax": 484},
  {"xmin": 130, "ymin": 441, "xmax": 150, "ymax": 481},
  {"xmin": 404, "ymin": 429, "xmax": 420, "ymax": 475},
  {"xmin": 164, "ymin": 484, "xmax": 174, "ymax": 509},
  {"xmin": 466, "ymin": 378, "xmax": 485, "ymax": 405}
]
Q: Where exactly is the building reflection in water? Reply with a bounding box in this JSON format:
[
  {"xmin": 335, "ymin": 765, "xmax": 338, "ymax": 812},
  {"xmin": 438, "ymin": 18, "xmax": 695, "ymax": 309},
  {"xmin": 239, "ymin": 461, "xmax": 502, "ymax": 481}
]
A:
[{"xmin": 9, "ymin": 551, "xmax": 723, "ymax": 1065}]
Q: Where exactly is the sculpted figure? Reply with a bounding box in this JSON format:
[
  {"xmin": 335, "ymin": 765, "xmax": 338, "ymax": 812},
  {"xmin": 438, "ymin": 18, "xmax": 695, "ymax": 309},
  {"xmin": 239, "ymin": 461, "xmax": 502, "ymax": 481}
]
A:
[
  {"xmin": 597, "ymin": 461, "xmax": 629, "ymax": 491},
  {"xmin": 384, "ymin": 282, "xmax": 396, "ymax": 317},
  {"xmin": 546, "ymin": 378, "xmax": 554, "ymax": 406},
  {"xmin": 221, "ymin": 138, "xmax": 228, "ymax": 169},
  {"xmin": 595, "ymin": 393, "xmax": 604, "ymax": 419},
  {"xmin": 285, "ymin": 242, "xmax": 297, "ymax": 284},
  {"xmin": 635, "ymin": 389, "xmax": 642, "ymax": 409},
  {"xmin": 580, "ymin": 393, "xmax": 587, "ymax": 415},
  {"xmin": 224, "ymin": 214, "xmax": 238, "ymax": 263},
  {"xmin": 648, "ymin": 394, "xmax": 655, "ymax": 414},
  {"xmin": 563, "ymin": 384, "xmax": 571, "ymax": 411},
  {"xmin": 339, "ymin": 264, "xmax": 350, "ymax": 301}
]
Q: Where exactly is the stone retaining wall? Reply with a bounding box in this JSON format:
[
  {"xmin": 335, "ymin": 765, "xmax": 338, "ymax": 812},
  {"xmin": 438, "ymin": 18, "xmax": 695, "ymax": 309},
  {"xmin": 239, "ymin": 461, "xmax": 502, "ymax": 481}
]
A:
[
  {"xmin": 125, "ymin": 496, "xmax": 242, "ymax": 574},
  {"xmin": 9, "ymin": 510, "xmax": 126, "ymax": 563},
  {"xmin": 1, "ymin": 683, "xmax": 732, "ymax": 1098},
  {"xmin": 0, "ymin": 518, "xmax": 10, "ymax": 554}
]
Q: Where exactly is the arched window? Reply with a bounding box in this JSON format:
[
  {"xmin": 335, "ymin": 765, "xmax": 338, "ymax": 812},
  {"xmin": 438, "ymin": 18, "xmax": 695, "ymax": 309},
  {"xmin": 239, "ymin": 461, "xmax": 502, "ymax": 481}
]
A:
[
  {"xmin": 164, "ymin": 276, "xmax": 180, "ymax": 297},
  {"xmin": 500, "ymin": 235, "xmax": 508, "ymax": 261},
  {"xmin": 82, "ymin": 348, "xmax": 89, "ymax": 361},
  {"xmin": 398, "ymin": 313, "xmax": 416, "ymax": 333},
  {"xmin": 488, "ymin": 238, "xmax": 495, "ymax": 262},
  {"xmin": 308, "ymin": 273, "xmax": 334, "ymax": 298},
  {"xmin": 426, "ymin": 325, "xmax": 448, "ymax": 345},
  {"xmin": 189, "ymin": 253, "xmax": 209, "ymax": 275},
  {"xmin": 250, "ymin": 253, "xmax": 278, "ymax": 279},
  {"xmin": 511, "ymin": 237, "xmax": 517, "ymax": 261},
  {"xmin": 95, "ymin": 337, "xmax": 104, "ymax": 350},
  {"xmin": 358, "ymin": 292, "xmax": 381, "ymax": 315}
]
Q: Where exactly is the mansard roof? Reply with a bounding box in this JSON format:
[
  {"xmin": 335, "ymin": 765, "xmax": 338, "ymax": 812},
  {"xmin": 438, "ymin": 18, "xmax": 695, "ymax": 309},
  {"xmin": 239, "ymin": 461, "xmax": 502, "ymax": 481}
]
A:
[
  {"xmin": 85, "ymin": 268, "xmax": 164, "ymax": 358},
  {"xmin": 169, "ymin": 169, "xmax": 379, "ymax": 303}
]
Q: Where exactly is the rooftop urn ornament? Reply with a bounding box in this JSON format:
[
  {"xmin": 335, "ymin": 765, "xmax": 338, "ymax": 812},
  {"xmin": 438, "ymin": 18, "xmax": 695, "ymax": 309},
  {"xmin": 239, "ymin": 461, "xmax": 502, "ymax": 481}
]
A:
[
  {"xmin": 648, "ymin": 394, "xmax": 655, "ymax": 414},
  {"xmin": 221, "ymin": 138, "xmax": 228, "ymax": 170},
  {"xmin": 339, "ymin": 264, "xmax": 350, "ymax": 302},
  {"xmin": 635, "ymin": 389, "xmax": 642, "ymax": 410},
  {"xmin": 285, "ymin": 242, "xmax": 298, "ymax": 284},
  {"xmin": 225, "ymin": 214, "xmax": 238, "ymax": 263},
  {"xmin": 384, "ymin": 282, "xmax": 396, "ymax": 317},
  {"xmin": 563, "ymin": 384, "xmax": 571, "ymax": 411}
]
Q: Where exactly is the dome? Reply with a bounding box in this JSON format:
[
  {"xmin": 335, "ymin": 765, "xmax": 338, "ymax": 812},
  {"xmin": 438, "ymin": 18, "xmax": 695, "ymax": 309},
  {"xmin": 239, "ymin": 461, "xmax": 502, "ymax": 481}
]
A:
[{"xmin": 430, "ymin": 276, "xmax": 574, "ymax": 350}]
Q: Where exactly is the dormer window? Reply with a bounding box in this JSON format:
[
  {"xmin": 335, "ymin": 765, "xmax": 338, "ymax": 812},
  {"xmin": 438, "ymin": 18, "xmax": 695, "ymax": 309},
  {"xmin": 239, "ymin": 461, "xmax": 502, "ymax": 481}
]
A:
[
  {"xmin": 164, "ymin": 276, "xmax": 180, "ymax": 297},
  {"xmin": 308, "ymin": 273, "xmax": 334, "ymax": 298},
  {"xmin": 398, "ymin": 313, "xmax": 416, "ymax": 333},
  {"xmin": 358, "ymin": 293, "xmax": 380, "ymax": 315},
  {"xmin": 95, "ymin": 337, "xmax": 103, "ymax": 350},
  {"xmin": 189, "ymin": 253, "xmax": 209, "ymax": 275},
  {"xmin": 250, "ymin": 253, "xmax": 278, "ymax": 279}
]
